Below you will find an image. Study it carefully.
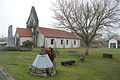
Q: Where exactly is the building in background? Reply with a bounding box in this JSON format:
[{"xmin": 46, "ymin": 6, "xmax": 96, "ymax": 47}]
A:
[
  {"xmin": 108, "ymin": 38, "xmax": 120, "ymax": 48},
  {"xmin": 90, "ymin": 40, "xmax": 104, "ymax": 48},
  {"xmin": 14, "ymin": 6, "xmax": 80, "ymax": 48}
]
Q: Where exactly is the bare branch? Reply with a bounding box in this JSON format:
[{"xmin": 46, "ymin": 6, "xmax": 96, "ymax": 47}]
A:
[{"xmin": 52, "ymin": 0, "xmax": 120, "ymax": 55}]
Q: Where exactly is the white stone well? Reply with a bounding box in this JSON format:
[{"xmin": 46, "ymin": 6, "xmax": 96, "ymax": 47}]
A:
[{"xmin": 29, "ymin": 54, "xmax": 56, "ymax": 76}]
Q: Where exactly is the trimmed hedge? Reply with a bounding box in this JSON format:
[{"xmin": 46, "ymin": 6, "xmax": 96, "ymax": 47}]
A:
[{"xmin": 0, "ymin": 47, "xmax": 32, "ymax": 51}]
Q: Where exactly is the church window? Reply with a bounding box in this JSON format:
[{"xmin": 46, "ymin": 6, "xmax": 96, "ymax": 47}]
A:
[
  {"xmin": 74, "ymin": 41, "xmax": 76, "ymax": 45},
  {"xmin": 66, "ymin": 40, "xmax": 68, "ymax": 45},
  {"xmin": 51, "ymin": 39, "xmax": 54, "ymax": 45},
  {"xmin": 61, "ymin": 40, "xmax": 63, "ymax": 45}
]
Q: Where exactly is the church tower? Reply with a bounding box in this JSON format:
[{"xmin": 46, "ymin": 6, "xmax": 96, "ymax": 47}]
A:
[{"xmin": 26, "ymin": 6, "xmax": 39, "ymax": 47}]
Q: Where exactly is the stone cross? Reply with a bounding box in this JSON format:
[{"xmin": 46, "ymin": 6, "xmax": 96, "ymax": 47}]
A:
[{"xmin": 6, "ymin": 25, "xmax": 14, "ymax": 47}]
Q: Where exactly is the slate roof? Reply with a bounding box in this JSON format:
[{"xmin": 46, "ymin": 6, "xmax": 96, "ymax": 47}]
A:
[
  {"xmin": 26, "ymin": 6, "xmax": 39, "ymax": 25},
  {"xmin": 16, "ymin": 27, "xmax": 79, "ymax": 39}
]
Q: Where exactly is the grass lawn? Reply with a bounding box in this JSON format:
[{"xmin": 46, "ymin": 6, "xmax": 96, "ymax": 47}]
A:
[{"xmin": 0, "ymin": 48, "xmax": 120, "ymax": 80}]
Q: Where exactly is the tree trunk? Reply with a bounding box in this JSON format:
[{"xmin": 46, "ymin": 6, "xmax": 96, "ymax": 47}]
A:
[{"xmin": 85, "ymin": 46, "xmax": 89, "ymax": 56}]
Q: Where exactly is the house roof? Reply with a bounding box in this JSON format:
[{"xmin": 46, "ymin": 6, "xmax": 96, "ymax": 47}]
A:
[
  {"xmin": 16, "ymin": 27, "xmax": 79, "ymax": 39},
  {"xmin": 116, "ymin": 38, "xmax": 120, "ymax": 41},
  {"xmin": 109, "ymin": 38, "xmax": 120, "ymax": 41},
  {"xmin": 39, "ymin": 27, "xmax": 79, "ymax": 39},
  {"xmin": 90, "ymin": 41, "xmax": 104, "ymax": 45},
  {"xmin": 16, "ymin": 28, "xmax": 33, "ymax": 37}
]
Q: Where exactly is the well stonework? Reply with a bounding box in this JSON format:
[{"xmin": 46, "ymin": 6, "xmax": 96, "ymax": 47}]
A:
[{"xmin": 29, "ymin": 54, "xmax": 56, "ymax": 76}]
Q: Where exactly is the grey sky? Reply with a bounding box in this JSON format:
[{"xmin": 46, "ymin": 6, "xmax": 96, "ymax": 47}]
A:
[
  {"xmin": 0, "ymin": 0, "xmax": 120, "ymax": 38},
  {"xmin": 0, "ymin": 0, "xmax": 54, "ymax": 37}
]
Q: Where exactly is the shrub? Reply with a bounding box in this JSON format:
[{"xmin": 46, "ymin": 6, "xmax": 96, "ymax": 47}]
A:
[
  {"xmin": 22, "ymin": 40, "xmax": 33, "ymax": 48},
  {"xmin": 0, "ymin": 47, "xmax": 32, "ymax": 51},
  {"xmin": 0, "ymin": 46, "xmax": 20, "ymax": 51}
]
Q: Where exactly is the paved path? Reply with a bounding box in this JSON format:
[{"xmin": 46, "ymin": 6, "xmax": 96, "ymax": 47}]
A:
[
  {"xmin": 0, "ymin": 71, "xmax": 7, "ymax": 80},
  {"xmin": 0, "ymin": 67, "xmax": 14, "ymax": 80}
]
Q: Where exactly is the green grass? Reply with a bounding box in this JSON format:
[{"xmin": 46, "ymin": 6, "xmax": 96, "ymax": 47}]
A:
[{"xmin": 0, "ymin": 48, "xmax": 120, "ymax": 80}]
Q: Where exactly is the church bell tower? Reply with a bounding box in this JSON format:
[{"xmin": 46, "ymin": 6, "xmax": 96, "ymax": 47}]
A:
[{"xmin": 26, "ymin": 6, "xmax": 39, "ymax": 47}]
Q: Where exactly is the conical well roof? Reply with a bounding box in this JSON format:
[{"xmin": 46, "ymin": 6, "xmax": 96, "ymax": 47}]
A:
[{"xmin": 32, "ymin": 54, "xmax": 53, "ymax": 68}]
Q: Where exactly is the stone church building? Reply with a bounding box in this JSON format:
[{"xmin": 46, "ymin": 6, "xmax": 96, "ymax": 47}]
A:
[{"xmin": 15, "ymin": 6, "xmax": 80, "ymax": 48}]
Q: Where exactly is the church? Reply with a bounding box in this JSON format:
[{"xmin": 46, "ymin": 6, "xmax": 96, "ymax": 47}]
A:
[{"xmin": 14, "ymin": 6, "xmax": 80, "ymax": 48}]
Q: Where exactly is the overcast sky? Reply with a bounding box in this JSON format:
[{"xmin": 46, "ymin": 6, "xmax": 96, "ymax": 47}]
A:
[
  {"xmin": 0, "ymin": 0, "xmax": 55, "ymax": 37},
  {"xmin": 0, "ymin": 0, "xmax": 120, "ymax": 37}
]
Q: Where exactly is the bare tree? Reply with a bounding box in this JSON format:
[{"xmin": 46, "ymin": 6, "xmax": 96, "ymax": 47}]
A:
[
  {"xmin": 52, "ymin": 0, "xmax": 120, "ymax": 55},
  {"xmin": 106, "ymin": 33, "xmax": 120, "ymax": 40}
]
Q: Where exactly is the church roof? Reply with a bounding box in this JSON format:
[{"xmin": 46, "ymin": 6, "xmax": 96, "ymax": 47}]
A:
[
  {"xmin": 16, "ymin": 27, "xmax": 79, "ymax": 39},
  {"xmin": 16, "ymin": 28, "xmax": 33, "ymax": 37},
  {"xmin": 26, "ymin": 6, "xmax": 39, "ymax": 25},
  {"xmin": 39, "ymin": 27, "xmax": 79, "ymax": 39}
]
